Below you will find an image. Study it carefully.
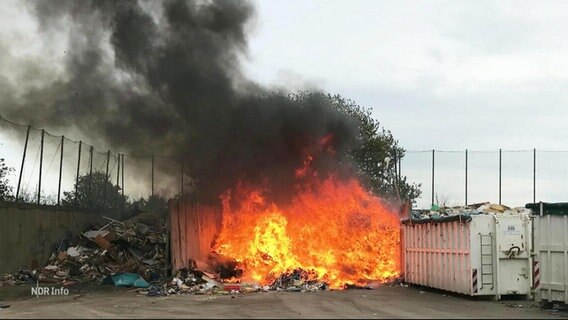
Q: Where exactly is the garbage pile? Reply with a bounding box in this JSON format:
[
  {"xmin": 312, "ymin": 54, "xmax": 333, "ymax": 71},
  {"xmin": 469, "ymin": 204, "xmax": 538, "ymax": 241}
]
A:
[
  {"xmin": 0, "ymin": 275, "xmax": 13, "ymax": 287},
  {"xmin": 269, "ymin": 269, "xmax": 328, "ymax": 292},
  {"xmin": 1, "ymin": 212, "xmax": 167, "ymax": 288},
  {"xmin": 163, "ymin": 266, "xmax": 229, "ymax": 295},
  {"xmin": 411, "ymin": 202, "xmax": 532, "ymax": 220},
  {"xmin": 0, "ymin": 211, "xmax": 400, "ymax": 295},
  {"xmin": 137, "ymin": 261, "xmax": 265, "ymax": 297},
  {"xmin": 143, "ymin": 263, "xmax": 395, "ymax": 297}
]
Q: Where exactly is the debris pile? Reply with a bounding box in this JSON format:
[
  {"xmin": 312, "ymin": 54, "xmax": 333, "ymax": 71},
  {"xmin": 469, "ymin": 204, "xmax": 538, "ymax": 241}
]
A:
[
  {"xmin": 163, "ymin": 266, "xmax": 225, "ymax": 295},
  {"xmin": 1, "ymin": 213, "xmax": 167, "ymax": 288},
  {"xmin": 411, "ymin": 202, "xmax": 532, "ymax": 220},
  {"xmin": 137, "ymin": 261, "xmax": 262, "ymax": 297},
  {"xmin": 269, "ymin": 269, "xmax": 328, "ymax": 292},
  {"xmin": 0, "ymin": 274, "xmax": 15, "ymax": 287},
  {"xmin": 1, "ymin": 211, "xmax": 401, "ymax": 295},
  {"xmin": 149, "ymin": 265, "xmax": 398, "ymax": 297}
]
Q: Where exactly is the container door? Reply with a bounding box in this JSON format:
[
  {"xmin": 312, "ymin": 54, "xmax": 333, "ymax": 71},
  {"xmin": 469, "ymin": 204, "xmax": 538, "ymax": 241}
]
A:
[
  {"xmin": 495, "ymin": 216, "xmax": 531, "ymax": 295},
  {"xmin": 535, "ymin": 214, "xmax": 568, "ymax": 303}
]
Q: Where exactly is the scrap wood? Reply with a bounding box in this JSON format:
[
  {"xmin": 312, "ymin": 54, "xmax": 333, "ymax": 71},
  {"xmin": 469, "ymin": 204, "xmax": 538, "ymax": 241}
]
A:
[
  {"xmin": 94, "ymin": 235, "xmax": 112, "ymax": 250},
  {"xmin": 5, "ymin": 212, "xmax": 168, "ymax": 287},
  {"xmin": 102, "ymin": 216, "xmax": 125, "ymax": 225},
  {"xmin": 98, "ymin": 221, "xmax": 114, "ymax": 231}
]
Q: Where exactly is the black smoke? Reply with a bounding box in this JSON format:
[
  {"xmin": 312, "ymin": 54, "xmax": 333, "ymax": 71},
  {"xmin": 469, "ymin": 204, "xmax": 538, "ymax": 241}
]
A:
[{"xmin": 4, "ymin": 0, "xmax": 359, "ymax": 204}]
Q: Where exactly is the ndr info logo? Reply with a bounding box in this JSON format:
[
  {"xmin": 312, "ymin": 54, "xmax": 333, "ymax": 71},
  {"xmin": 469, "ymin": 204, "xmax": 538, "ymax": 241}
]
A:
[{"xmin": 31, "ymin": 286, "xmax": 69, "ymax": 297}]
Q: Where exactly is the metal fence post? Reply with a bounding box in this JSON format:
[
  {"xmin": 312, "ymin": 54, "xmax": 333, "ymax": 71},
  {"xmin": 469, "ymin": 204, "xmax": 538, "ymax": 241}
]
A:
[
  {"xmin": 116, "ymin": 153, "xmax": 121, "ymax": 208},
  {"xmin": 120, "ymin": 154, "xmax": 125, "ymax": 216},
  {"xmin": 104, "ymin": 150, "xmax": 110, "ymax": 206},
  {"xmin": 37, "ymin": 129, "xmax": 44, "ymax": 205},
  {"xmin": 16, "ymin": 125, "xmax": 31, "ymax": 202},
  {"xmin": 533, "ymin": 148, "xmax": 536, "ymax": 203},
  {"xmin": 57, "ymin": 136, "xmax": 64, "ymax": 205},
  {"xmin": 76, "ymin": 141, "xmax": 82, "ymax": 206},
  {"xmin": 151, "ymin": 155, "xmax": 155, "ymax": 198},
  {"xmin": 116, "ymin": 154, "xmax": 120, "ymax": 190},
  {"xmin": 465, "ymin": 149, "xmax": 468, "ymax": 206},
  {"xmin": 88, "ymin": 145, "xmax": 93, "ymax": 208},
  {"xmin": 431, "ymin": 149, "xmax": 435, "ymax": 207},
  {"xmin": 499, "ymin": 148, "xmax": 502, "ymax": 205},
  {"xmin": 121, "ymin": 154, "xmax": 125, "ymax": 197}
]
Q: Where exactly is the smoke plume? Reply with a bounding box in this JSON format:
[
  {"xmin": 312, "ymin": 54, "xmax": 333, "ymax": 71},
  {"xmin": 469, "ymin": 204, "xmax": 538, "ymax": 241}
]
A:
[{"xmin": 2, "ymin": 0, "xmax": 359, "ymax": 204}]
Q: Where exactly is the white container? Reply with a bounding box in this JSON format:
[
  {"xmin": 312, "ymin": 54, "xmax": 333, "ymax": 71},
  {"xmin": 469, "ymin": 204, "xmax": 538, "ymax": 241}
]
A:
[
  {"xmin": 531, "ymin": 202, "xmax": 568, "ymax": 306},
  {"xmin": 402, "ymin": 213, "xmax": 532, "ymax": 300}
]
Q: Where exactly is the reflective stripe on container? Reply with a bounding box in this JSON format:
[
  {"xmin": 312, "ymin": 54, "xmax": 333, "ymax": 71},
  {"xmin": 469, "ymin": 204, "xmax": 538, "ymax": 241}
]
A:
[{"xmin": 472, "ymin": 268, "xmax": 478, "ymax": 293}]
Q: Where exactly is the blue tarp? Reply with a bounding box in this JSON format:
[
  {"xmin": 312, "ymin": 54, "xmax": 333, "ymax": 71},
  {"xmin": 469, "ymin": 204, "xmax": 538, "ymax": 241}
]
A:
[{"xmin": 111, "ymin": 273, "xmax": 149, "ymax": 288}]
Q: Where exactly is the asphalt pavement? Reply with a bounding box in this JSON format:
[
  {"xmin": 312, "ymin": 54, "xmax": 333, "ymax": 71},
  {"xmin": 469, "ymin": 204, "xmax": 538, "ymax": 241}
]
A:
[{"xmin": 0, "ymin": 284, "xmax": 565, "ymax": 319}]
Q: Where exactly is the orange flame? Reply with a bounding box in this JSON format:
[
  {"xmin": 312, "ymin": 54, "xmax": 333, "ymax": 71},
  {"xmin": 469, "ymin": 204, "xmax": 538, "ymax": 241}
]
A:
[{"xmin": 212, "ymin": 175, "xmax": 401, "ymax": 289}]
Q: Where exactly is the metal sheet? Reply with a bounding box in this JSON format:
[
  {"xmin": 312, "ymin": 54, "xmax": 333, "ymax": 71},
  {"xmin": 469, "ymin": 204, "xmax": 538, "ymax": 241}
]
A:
[
  {"xmin": 533, "ymin": 212, "xmax": 568, "ymax": 304},
  {"xmin": 403, "ymin": 214, "xmax": 532, "ymax": 299}
]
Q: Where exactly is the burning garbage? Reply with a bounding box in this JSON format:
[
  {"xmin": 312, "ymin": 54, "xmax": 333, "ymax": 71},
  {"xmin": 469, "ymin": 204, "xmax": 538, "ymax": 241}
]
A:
[
  {"xmin": 163, "ymin": 135, "xmax": 405, "ymax": 293},
  {"xmin": 2, "ymin": 199, "xmax": 402, "ymax": 296},
  {"xmin": 210, "ymin": 175, "xmax": 402, "ymax": 290},
  {"xmin": 141, "ymin": 262, "xmax": 402, "ymax": 297},
  {"xmin": 269, "ymin": 269, "xmax": 328, "ymax": 292},
  {"xmin": 2, "ymin": 137, "xmax": 405, "ymax": 296},
  {"xmin": 140, "ymin": 262, "xmax": 330, "ymax": 297}
]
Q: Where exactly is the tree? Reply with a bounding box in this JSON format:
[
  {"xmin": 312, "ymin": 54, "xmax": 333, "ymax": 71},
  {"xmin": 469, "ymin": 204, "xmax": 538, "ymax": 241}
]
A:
[
  {"xmin": 299, "ymin": 92, "xmax": 422, "ymax": 203},
  {"xmin": 331, "ymin": 94, "xmax": 421, "ymax": 202},
  {"xmin": 62, "ymin": 171, "xmax": 128, "ymax": 214},
  {"xmin": 0, "ymin": 157, "xmax": 14, "ymax": 201},
  {"xmin": 130, "ymin": 194, "xmax": 168, "ymax": 215}
]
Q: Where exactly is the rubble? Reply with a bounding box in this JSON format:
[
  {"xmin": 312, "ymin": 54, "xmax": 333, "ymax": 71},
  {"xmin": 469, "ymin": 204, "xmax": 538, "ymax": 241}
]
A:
[
  {"xmin": 410, "ymin": 202, "xmax": 532, "ymax": 220},
  {"xmin": 2, "ymin": 211, "xmax": 400, "ymax": 296},
  {"xmin": 146, "ymin": 264, "xmax": 228, "ymax": 296},
  {"xmin": 269, "ymin": 269, "xmax": 328, "ymax": 292},
  {"xmin": 0, "ymin": 274, "xmax": 15, "ymax": 287},
  {"xmin": 137, "ymin": 264, "xmax": 334, "ymax": 297},
  {"xmin": 2, "ymin": 212, "xmax": 167, "ymax": 288},
  {"xmin": 344, "ymin": 284, "xmax": 371, "ymax": 290},
  {"xmin": 383, "ymin": 275, "xmax": 405, "ymax": 287}
]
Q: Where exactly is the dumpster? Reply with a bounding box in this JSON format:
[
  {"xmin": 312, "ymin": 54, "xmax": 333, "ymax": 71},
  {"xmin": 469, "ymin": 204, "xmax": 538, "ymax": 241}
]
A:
[
  {"xmin": 402, "ymin": 212, "xmax": 532, "ymax": 300},
  {"xmin": 528, "ymin": 202, "xmax": 568, "ymax": 307}
]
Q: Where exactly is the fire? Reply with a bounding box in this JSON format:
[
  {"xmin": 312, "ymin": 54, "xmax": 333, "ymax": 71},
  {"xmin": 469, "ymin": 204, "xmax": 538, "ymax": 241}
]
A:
[{"xmin": 212, "ymin": 174, "xmax": 401, "ymax": 289}]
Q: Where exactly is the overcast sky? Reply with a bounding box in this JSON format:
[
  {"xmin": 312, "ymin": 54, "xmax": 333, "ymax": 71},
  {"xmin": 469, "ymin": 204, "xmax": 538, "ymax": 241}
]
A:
[
  {"xmin": 241, "ymin": 0, "xmax": 568, "ymax": 208},
  {"xmin": 1, "ymin": 0, "xmax": 568, "ymax": 208},
  {"xmin": 245, "ymin": 0, "xmax": 568, "ymax": 148}
]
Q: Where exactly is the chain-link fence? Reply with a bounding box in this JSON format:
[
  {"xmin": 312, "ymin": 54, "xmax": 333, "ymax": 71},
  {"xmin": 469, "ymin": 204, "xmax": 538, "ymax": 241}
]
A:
[
  {"xmin": 404, "ymin": 149, "xmax": 568, "ymax": 209},
  {"xmin": 0, "ymin": 115, "xmax": 181, "ymax": 217},
  {"xmin": 2, "ymin": 115, "xmax": 567, "ymax": 212}
]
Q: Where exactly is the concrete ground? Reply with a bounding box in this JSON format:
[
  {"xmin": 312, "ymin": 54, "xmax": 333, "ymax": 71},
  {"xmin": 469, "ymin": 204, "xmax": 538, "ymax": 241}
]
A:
[{"xmin": 0, "ymin": 284, "xmax": 566, "ymax": 319}]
